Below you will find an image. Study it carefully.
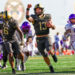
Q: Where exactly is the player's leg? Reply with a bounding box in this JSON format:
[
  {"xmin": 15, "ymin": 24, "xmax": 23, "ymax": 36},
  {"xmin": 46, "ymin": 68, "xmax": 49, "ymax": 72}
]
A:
[
  {"xmin": 12, "ymin": 41, "xmax": 24, "ymax": 71},
  {"xmin": 72, "ymin": 41, "xmax": 75, "ymax": 52},
  {"xmin": 16, "ymin": 58, "xmax": 21, "ymax": 71},
  {"xmin": 2, "ymin": 51, "xmax": 8, "ymax": 69},
  {"xmin": 40, "ymin": 48, "xmax": 54, "ymax": 73},
  {"xmin": 22, "ymin": 52, "xmax": 29, "ymax": 70},
  {"xmin": 54, "ymin": 42, "xmax": 57, "ymax": 55},
  {"xmin": 41, "ymin": 50, "xmax": 54, "ymax": 73},
  {"xmin": 9, "ymin": 52, "xmax": 16, "ymax": 74},
  {"xmin": 65, "ymin": 42, "xmax": 68, "ymax": 52},
  {"xmin": 16, "ymin": 52, "xmax": 29, "ymax": 71},
  {"xmin": 43, "ymin": 57, "xmax": 54, "ymax": 73},
  {"xmin": 57, "ymin": 42, "xmax": 60, "ymax": 53},
  {"xmin": 2, "ymin": 43, "xmax": 8, "ymax": 69},
  {"xmin": 0, "ymin": 48, "xmax": 3, "ymax": 67},
  {"xmin": 36, "ymin": 37, "xmax": 54, "ymax": 73},
  {"xmin": 24, "ymin": 52, "xmax": 29, "ymax": 63},
  {"xmin": 46, "ymin": 37, "xmax": 57, "ymax": 62},
  {"xmin": 13, "ymin": 46, "xmax": 23, "ymax": 71},
  {"xmin": 4, "ymin": 42, "xmax": 16, "ymax": 74},
  {"xmin": 13, "ymin": 51, "xmax": 17, "ymax": 68},
  {"xmin": 61, "ymin": 42, "xmax": 64, "ymax": 55}
]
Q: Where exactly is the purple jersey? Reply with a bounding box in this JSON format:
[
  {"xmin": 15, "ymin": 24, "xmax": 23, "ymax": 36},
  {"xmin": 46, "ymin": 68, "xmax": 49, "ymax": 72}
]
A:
[
  {"xmin": 0, "ymin": 53, "xmax": 3, "ymax": 60},
  {"xmin": 0, "ymin": 35, "xmax": 3, "ymax": 44}
]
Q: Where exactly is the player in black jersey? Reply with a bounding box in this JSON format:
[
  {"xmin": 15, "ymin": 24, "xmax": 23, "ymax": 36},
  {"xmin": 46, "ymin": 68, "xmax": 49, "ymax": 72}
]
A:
[
  {"xmin": 26, "ymin": 4, "xmax": 57, "ymax": 73},
  {"xmin": 0, "ymin": 11, "xmax": 24, "ymax": 74}
]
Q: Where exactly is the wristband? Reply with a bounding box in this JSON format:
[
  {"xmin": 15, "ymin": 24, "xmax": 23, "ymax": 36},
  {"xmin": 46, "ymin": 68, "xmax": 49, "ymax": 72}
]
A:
[
  {"xmin": 26, "ymin": 15, "xmax": 29, "ymax": 19},
  {"xmin": 26, "ymin": 8, "xmax": 30, "ymax": 11}
]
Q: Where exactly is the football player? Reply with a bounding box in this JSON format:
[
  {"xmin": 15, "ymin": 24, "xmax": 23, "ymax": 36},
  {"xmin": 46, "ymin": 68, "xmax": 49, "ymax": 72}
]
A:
[
  {"xmin": 26, "ymin": 4, "xmax": 57, "ymax": 73},
  {"xmin": 0, "ymin": 11, "xmax": 24, "ymax": 74},
  {"xmin": 16, "ymin": 21, "xmax": 32, "ymax": 71},
  {"xmin": 61, "ymin": 33, "xmax": 68, "ymax": 55},
  {"xmin": 65, "ymin": 14, "xmax": 75, "ymax": 53}
]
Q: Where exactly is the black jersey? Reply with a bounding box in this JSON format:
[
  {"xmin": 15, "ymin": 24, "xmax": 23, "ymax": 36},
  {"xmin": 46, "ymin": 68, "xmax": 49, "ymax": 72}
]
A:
[
  {"xmin": 3, "ymin": 18, "xmax": 18, "ymax": 41},
  {"xmin": 31, "ymin": 14, "xmax": 51, "ymax": 35},
  {"xmin": 0, "ymin": 17, "xmax": 4, "ymax": 30}
]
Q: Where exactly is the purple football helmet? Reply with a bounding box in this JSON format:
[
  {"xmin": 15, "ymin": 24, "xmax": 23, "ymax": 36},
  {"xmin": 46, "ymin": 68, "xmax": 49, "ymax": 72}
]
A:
[
  {"xmin": 67, "ymin": 14, "xmax": 75, "ymax": 24},
  {"xmin": 21, "ymin": 21, "xmax": 31, "ymax": 34},
  {"xmin": 69, "ymin": 14, "xmax": 75, "ymax": 20}
]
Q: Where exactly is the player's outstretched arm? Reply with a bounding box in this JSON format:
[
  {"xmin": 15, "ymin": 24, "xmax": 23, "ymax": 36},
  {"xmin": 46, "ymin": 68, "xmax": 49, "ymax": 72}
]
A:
[{"xmin": 26, "ymin": 4, "xmax": 34, "ymax": 22}]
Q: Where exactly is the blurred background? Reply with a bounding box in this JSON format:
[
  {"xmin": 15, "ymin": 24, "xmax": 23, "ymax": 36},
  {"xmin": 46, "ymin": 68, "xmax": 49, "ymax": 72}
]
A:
[
  {"xmin": 0, "ymin": 0, "xmax": 75, "ymax": 73},
  {"xmin": 0, "ymin": 0, "xmax": 75, "ymax": 41}
]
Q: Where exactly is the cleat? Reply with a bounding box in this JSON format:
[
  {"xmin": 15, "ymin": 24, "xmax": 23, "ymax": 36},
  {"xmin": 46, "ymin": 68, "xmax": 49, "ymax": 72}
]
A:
[
  {"xmin": 1, "ymin": 65, "xmax": 7, "ymax": 69},
  {"xmin": 49, "ymin": 65, "xmax": 54, "ymax": 73},
  {"xmin": 52, "ymin": 55, "xmax": 57, "ymax": 62},
  {"xmin": 21, "ymin": 62, "xmax": 24, "ymax": 71},
  {"xmin": 17, "ymin": 66, "xmax": 21, "ymax": 71},
  {"xmin": 12, "ymin": 69, "xmax": 16, "ymax": 74}
]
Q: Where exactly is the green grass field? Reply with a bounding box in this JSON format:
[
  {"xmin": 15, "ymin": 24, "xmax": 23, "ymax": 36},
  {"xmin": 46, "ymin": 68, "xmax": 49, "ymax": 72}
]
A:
[{"xmin": 0, "ymin": 55, "xmax": 75, "ymax": 75}]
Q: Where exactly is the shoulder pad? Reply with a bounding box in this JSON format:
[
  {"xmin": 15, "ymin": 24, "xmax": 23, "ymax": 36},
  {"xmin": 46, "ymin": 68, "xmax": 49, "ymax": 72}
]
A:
[
  {"xmin": 65, "ymin": 23, "xmax": 72, "ymax": 30},
  {"xmin": 45, "ymin": 14, "xmax": 51, "ymax": 20},
  {"xmin": 9, "ymin": 18, "xmax": 18, "ymax": 25},
  {"xmin": 31, "ymin": 14, "xmax": 36, "ymax": 19}
]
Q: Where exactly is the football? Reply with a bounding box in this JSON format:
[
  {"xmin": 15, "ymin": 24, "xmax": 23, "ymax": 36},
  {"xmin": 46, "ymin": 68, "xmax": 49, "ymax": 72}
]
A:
[{"xmin": 46, "ymin": 20, "xmax": 53, "ymax": 28}]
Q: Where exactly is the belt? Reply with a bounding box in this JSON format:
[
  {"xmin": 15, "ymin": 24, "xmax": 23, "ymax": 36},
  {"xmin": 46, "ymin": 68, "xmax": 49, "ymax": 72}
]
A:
[{"xmin": 36, "ymin": 34, "xmax": 48, "ymax": 37}]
